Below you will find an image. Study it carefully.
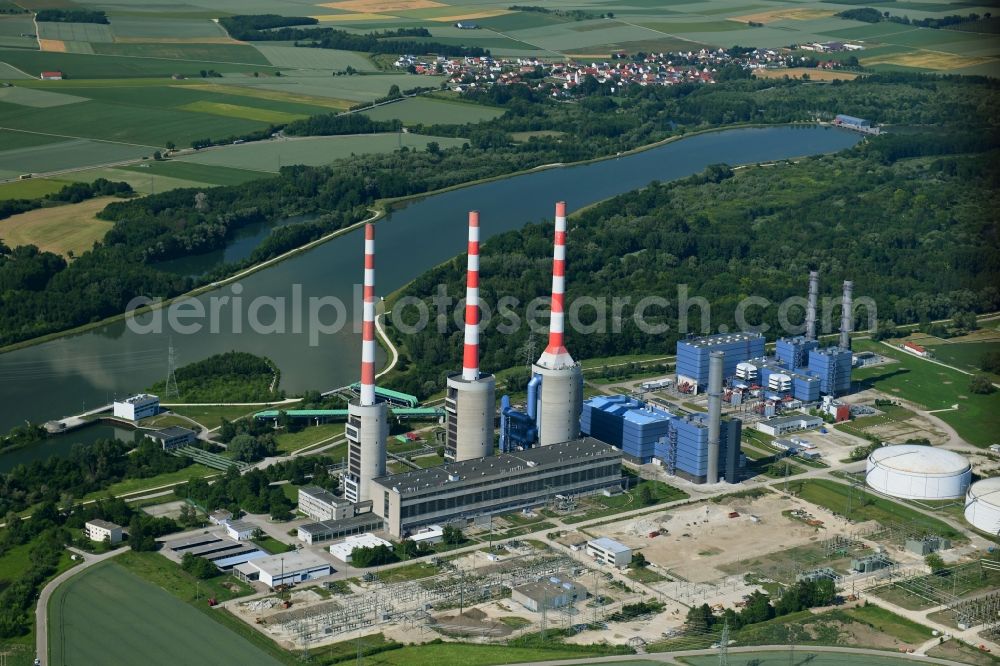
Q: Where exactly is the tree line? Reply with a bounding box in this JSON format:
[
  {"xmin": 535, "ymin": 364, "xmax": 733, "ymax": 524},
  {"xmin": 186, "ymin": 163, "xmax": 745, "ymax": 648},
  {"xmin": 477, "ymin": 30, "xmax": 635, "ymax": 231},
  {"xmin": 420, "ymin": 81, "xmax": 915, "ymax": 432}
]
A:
[
  {"xmin": 0, "ymin": 178, "xmax": 132, "ymax": 222},
  {"xmin": 35, "ymin": 8, "xmax": 108, "ymax": 23},
  {"xmin": 147, "ymin": 351, "xmax": 280, "ymax": 403}
]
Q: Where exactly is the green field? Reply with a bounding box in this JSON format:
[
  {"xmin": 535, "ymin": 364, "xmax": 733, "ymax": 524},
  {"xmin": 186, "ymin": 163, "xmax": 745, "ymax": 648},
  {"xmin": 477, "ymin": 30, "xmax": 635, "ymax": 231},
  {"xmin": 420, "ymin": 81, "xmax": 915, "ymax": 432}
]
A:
[
  {"xmin": 0, "ymin": 177, "xmax": 71, "ymax": 200},
  {"xmin": 0, "ymin": 137, "xmax": 153, "ymax": 179},
  {"xmin": 92, "ymin": 42, "xmax": 272, "ymax": 64},
  {"xmin": 680, "ymin": 649, "xmax": 921, "ymax": 666},
  {"xmin": 362, "ymin": 96, "xmax": 504, "ymax": 124},
  {"xmin": 178, "ymin": 133, "xmax": 468, "ymax": 171},
  {"xmin": 273, "ymin": 423, "xmax": 344, "ymax": 454},
  {"xmin": 792, "ymin": 479, "xmax": 965, "ymax": 541},
  {"xmin": 0, "ymin": 49, "xmax": 278, "ymax": 79},
  {"xmin": 921, "ymin": 339, "xmax": 1000, "ymax": 380},
  {"xmin": 120, "ymin": 160, "xmax": 266, "ymax": 186},
  {"xmin": 852, "ymin": 339, "xmax": 1000, "ymax": 447},
  {"xmin": 48, "ymin": 558, "xmax": 274, "ymax": 666},
  {"xmin": 80, "ymin": 463, "xmax": 216, "ymax": 501},
  {"xmin": 253, "ymin": 45, "xmax": 376, "ymax": 71}
]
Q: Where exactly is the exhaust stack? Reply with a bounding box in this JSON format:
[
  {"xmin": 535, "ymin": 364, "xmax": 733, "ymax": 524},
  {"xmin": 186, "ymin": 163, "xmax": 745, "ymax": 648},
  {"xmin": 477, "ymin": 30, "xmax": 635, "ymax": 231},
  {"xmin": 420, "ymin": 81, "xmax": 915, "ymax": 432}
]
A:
[
  {"xmin": 840, "ymin": 280, "xmax": 853, "ymax": 350},
  {"xmin": 359, "ymin": 223, "xmax": 377, "ymax": 406},
  {"xmin": 462, "ymin": 211, "xmax": 481, "ymax": 381},
  {"xmin": 806, "ymin": 270, "xmax": 819, "ymax": 340},
  {"xmin": 706, "ymin": 350, "xmax": 723, "ymax": 484},
  {"xmin": 536, "ymin": 201, "xmax": 574, "ymax": 370}
]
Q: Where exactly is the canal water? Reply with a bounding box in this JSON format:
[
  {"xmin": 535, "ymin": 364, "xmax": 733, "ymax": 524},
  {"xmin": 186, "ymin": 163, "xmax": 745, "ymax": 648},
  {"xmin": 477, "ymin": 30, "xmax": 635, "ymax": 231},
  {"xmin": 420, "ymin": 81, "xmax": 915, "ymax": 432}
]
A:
[{"xmin": 0, "ymin": 126, "xmax": 862, "ymax": 456}]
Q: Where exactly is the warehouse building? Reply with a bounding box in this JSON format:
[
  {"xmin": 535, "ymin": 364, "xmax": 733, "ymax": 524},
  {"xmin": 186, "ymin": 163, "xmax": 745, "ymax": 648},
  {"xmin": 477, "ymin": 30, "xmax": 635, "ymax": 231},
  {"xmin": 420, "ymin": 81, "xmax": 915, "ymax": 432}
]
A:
[
  {"xmin": 233, "ymin": 551, "xmax": 333, "ymax": 588},
  {"xmin": 676, "ymin": 332, "xmax": 765, "ymax": 393},
  {"xmin": 225, "ymin": 520, "xmax": 256, "ymax": 541},
  {"xmin": 85, "ymin": 519, "xmax": 122, "ymax": 545},
  {"xmin": 112, "ymin": 393, "xmax": 159, "ymax": 421},
  {"xmin": 297, "ymin": 509, "xmax": 383, "ymax": 545},
  {"xmin": 298, "ymin": 485, "xmax": 354, "ymax": 522},
  {"xmin": 372, "ymin": 437, "xmax": 622, "ymax": 538},
  {"xmin": 586, "ymin": 537, "xmax": 631, "ymax": 567},
  {"xmin": 512, "ymin": 576, "xmax": 587, "ymax": 612},
  {"xmin": 755, "ymin": 413, "xmax": 823, "ymax": 437}
]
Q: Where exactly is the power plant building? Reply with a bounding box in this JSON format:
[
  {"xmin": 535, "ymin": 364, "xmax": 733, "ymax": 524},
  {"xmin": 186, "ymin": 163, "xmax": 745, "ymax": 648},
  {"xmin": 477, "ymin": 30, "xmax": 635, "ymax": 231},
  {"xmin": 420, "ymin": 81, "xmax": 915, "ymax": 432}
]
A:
[
  {"xmin": 344, "ymin": 224, "xmax": 388, "ymax": 504},
  {"xmin": 676, "ymin": 332, "xmax": 765, "ymax": 393},
  {"xmin": 371, "ymin": 437, "xmax": 622, "ymax": 538},
  {"xmin": 580, "ymin": 395, "xmax": 743, "ymax": 484},
  {"xmin": 808, "ymin": 347, "xmax": 853, "ymax": 396},
  {"xmin": 445, "ymin": 211, "xmax": 496, "ymax": 462},
  {"xmin": 775, "ymin": 336, "xmax": 819, "ymax": 371}
]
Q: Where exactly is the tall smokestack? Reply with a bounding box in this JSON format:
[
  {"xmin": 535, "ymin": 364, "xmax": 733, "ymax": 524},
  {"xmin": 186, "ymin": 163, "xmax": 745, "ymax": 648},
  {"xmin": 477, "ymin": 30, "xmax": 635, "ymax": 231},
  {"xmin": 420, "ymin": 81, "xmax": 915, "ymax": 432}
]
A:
[
  {"xmin": 805, "ymin": 270, "xmax": 819, "ymax": 340},
  {"xmin": 536, "ymin": 201, "xmax": 574, "ymax": 369},
  {"xmin": 840, "ymin": 280, "xmax": 853, "ymax": 349},
  {"xmin": 462, "ymin": 211, "xmax": 481, "ymax": 381},
  {"xmin": 360, "ymin": 223, "xmax": 376, "ymax": 406},
  {"xmin": 707, "ymin": 350, "xmax": 723, "ymax": 484}
]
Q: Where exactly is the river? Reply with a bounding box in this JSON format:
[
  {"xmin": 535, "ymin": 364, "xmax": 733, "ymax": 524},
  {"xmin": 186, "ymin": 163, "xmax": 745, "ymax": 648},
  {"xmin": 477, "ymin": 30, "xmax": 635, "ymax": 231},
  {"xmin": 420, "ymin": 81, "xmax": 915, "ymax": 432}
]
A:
[{"xmin": 0, "ymin": 126, "xmax": 861, "ymax": 457}]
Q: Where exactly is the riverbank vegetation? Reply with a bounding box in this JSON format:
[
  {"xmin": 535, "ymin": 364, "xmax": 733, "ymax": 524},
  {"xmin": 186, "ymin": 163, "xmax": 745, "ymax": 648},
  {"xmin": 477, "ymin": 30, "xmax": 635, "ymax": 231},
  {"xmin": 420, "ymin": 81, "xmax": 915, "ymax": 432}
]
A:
[
  {"xmin": 148, "ymin": 351, "xmax": 280, "ymax": 403},
  {"xmin": 384, "ymin": 136, "xmax": 999, "ymax": 398},
  {"xmin": 0, "ymin": 74, "xmax": 995, "ymax": 349}
]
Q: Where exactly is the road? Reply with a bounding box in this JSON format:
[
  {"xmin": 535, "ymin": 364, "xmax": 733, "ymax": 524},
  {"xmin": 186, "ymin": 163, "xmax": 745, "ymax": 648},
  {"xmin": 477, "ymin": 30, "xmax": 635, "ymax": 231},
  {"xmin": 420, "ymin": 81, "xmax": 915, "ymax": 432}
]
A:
[{"xmin": 35, "ymin": 546, "xmax": 130, "ymax": 665}]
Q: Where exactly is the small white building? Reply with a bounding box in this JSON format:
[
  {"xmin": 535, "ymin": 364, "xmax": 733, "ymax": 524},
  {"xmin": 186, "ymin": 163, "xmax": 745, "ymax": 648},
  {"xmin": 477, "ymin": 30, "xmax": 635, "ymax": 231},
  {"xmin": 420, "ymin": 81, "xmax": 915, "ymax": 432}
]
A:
[
  {"xmin": 85, "ymin": 519, "xmax": 122, "ymax": 545},
  {"xmin": 586, "ymin": 537, "xmax": 631, "ymax": 568},
  {"xmin": 209, "ymin": 509, "xmax": 233, "ymax": 525},
  {"xmin": 329, "ymin": 533, "xmax": 392, "ymax": 563},
  {"xmin": 756, "ymin": 413, "xmax": 823, "ymax": 437},
  {"xmin": 408, "ymin": 525, "xmax": 443, "ymax": 546},
  {"xmin": 113, "ymin": 393, "xmax": 159, "ymax": 421},
  {"xmin": 233, "ymin": 551, "xmax": 332, "ymax": 588},
  {"xmin": 225, "ymin": 519, "xmax": 256, "ymax": 541}
]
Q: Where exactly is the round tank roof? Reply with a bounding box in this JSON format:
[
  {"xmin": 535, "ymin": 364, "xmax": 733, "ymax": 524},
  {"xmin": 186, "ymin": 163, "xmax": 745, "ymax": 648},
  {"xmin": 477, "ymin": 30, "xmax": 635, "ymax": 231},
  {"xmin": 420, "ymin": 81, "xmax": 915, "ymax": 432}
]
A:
[
  {"xmin": 868, "ymin": 445, "xmax": 970, "ymax": 476},
  {"xmin": 967, "ymin": 477, "xmax": 1000, "ymax": 506}
]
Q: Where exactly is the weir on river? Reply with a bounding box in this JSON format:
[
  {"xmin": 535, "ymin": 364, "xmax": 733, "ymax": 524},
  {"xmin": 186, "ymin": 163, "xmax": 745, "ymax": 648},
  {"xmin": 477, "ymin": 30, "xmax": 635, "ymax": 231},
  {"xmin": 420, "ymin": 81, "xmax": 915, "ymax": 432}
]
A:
[{"xmin": 0, "ymin": 126, "xmax": 861, "ymax": 464}]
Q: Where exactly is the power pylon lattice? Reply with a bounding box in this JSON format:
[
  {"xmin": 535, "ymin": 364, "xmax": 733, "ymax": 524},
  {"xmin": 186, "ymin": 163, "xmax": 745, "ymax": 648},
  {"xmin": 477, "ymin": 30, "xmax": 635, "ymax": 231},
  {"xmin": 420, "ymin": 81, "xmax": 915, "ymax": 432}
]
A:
[
  {"xmin": 165, "ymin": 340, "xmax": 180, "ymax": 399},
  {"xmin": 718, "ymin": 620, "xmax": 729, "ymax": 666}
]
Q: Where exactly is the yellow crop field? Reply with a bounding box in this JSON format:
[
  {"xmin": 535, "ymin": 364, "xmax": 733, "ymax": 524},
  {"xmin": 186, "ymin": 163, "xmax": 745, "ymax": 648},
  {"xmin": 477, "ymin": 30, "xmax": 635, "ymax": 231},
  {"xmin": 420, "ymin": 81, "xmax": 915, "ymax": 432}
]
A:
[
  {"xmin": 177, "ymin": 101, "xmax": 308, "ymax": 123},
  {"xmin": 754, "ymin": 67, "xmax": 859, "ymax": 80},
  {"xmin": 313, "ymin": 12, "xmax": 396, "ymax": 21},
  {"xmin": 38, "ymin": 39, "xmax": 67, "ymax": 52},
  {"xmin": 862, "ymin": 50, "xmax": 993, "ymax": 71},
  {"xmin": 731, "ymin": 8, "xmax": 835, "ymax": 24},
  {"xmin": 178, "ymin": 84, "xmax": 353, "ymax": 111},
  {"xmin": 0, "ymin": 197, "xmax": 116, "ymax": 257}
]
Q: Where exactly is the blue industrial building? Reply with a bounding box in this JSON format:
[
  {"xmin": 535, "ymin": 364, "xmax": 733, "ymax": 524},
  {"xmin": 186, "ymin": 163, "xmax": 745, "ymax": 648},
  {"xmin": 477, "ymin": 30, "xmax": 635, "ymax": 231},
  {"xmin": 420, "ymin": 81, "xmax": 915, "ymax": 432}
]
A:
[
  {"xmin": 740, "ymin": 358, "xmax": 821, "ymax": 403},
  {"xmin": 676, "ymin": 332, "xmax": 766, "ymax": 392},
  {"xmin": 808, "ymin": 347, "xmax": 852, "ymax": 396},
  {"xmin": 775, "ymin": 336, "xmax": 819, "ymax": 371},
  {"xmin": 581, "ymin": 395, "xmax": 743, "ymax": 483}
]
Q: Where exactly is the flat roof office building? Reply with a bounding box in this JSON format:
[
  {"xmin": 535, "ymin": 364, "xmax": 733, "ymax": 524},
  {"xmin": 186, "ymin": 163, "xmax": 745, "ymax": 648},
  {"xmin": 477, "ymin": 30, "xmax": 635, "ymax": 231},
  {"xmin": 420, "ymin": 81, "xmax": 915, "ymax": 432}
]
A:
[{"xmin": 372, "ymin": 438, "xmax": 622, "ymax": 538}]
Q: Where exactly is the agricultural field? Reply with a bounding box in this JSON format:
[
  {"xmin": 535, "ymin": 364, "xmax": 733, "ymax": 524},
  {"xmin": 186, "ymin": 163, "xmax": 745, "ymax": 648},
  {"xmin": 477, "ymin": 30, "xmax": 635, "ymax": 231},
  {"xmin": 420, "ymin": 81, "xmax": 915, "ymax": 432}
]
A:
[
  {"xmin": 48, "ymin": 559, "xmax": 274, "ymax": 666},
  {"xmin": 177, "ymin": 133, "xmax": 468, "ymax": 171},
  {"xmin": 362, "ymin": 96, "xmax": 503, "ymax": 124},
  {"xmin": 0, "ymin": 196, "xmax": 116, "ymax": 256}
]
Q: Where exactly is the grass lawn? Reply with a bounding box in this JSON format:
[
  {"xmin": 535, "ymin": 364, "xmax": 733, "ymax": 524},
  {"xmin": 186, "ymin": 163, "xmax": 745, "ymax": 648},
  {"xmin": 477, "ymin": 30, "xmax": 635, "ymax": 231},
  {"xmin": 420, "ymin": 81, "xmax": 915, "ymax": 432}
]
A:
[
  {"xmin": 121, "ymin": 160, "xmax": 268, "ymax": 187},
  {"xmin": 841, "ymin": 604, "xmax": 933, "ymax": 643},
  {"xmin": 81, "ymin": 464, "xmax": 216, "ymax": 501},
  {"xmin": 626, "ymin": 565, "xmax": 667, "ymax": 583},
  {"xmin": 48, "ymin": 558, "xmax": 274, "ymax": 666},
  {"xmin": 357, "ymin": 642, "xmax": 629, "ymax": 665},
  {"xmin": 413, "ymin": 453, "xmax": 444, "ymax": 468},
  {"xmin": 376, "ymin": 560, "xmax": 439, "ymax": 583},
  {"xmin": 679, "ymin": 649, "xmax": 919, "ymax": 666},
  {"xmin": 273, "ymin": 423, "xmax": 344, "ymax": 454},
  {"xmin": 791, "ymin": 479, "xmax": 965, "ymax": 542},
  {"xmin": 0, "ymin": 196, "xmax": 116, "ymax": 256},
  {"xmin": 0, "ymin": 177, "xmax": 73, "ymax": 200},
  {"xmin": 362, "ymin": 96, "xmax": 503, "ymax": 124},
  {"xmin": 0, "ymin": 546, "xmax": 76, "ymax": 665},
  {"xmin": 562, "ymin": 479, "xmax": 688, "ymax": 524},
  {"xmin": 851, "ymin": 339, "xmax": 1000, "ymax": 447},
  {"xmin": 253, "ymin": 535, "xmax": 295, "ymax": 554},
  {"xmin": 921, "ymin": 340, "xmax": 1000, "ymax": 381},
  {"xmin": 167, "ymin": 403, "xmax": 267, "ymax": 428}
]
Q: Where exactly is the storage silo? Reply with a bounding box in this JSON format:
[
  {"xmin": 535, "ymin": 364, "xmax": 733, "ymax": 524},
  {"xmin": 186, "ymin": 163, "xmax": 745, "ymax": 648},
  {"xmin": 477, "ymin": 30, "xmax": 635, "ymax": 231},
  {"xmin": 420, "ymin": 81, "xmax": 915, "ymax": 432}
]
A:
[
  {"xmin": 964, "ymin": 477, "xmax": 1000, "ymax": 536},
  {"xmin": 865, "ymin": 445, "xmax": 971, "ymax": 500}
]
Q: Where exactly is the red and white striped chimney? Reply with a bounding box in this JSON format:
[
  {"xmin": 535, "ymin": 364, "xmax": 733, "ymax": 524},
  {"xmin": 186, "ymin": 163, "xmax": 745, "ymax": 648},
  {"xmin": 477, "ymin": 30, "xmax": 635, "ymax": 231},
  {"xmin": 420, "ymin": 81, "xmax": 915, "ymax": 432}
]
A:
[
  {"xmin": 537, "ymin": 201, "xmax": 575, "ymax": 369},
  {"xmin": 360, "ymin": 223, "xmax": 377, "ymax": 406},
  {"xmin": 462, "ymin": 211, "xmax": 481, "ymax": 381}
]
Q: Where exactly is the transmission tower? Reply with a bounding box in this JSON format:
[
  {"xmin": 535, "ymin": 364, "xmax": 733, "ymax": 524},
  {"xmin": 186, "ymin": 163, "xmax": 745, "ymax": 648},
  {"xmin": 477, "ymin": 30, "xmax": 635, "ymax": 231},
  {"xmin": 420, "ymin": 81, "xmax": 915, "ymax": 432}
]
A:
[
  {"xmin": 164, "ymin": 339, "xmax": 180, "ymax": 399},
  {"xmin": 718, "ymin": 620, "xmax": 729, "ymax": 666}
]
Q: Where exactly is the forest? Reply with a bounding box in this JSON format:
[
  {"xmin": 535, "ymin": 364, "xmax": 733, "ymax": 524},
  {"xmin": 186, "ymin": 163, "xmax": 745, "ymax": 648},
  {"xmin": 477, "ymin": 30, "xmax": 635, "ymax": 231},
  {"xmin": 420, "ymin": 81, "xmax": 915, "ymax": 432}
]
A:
[
  {"xmin": 219, "ymin": 16, "xmax": 487, "ymax": 57},
  {"xmin": 35, "ymin": 8, "xmax": 108, "ymax": 23},
  {"xmin": 383, "ymin": 144, "xmax": 1000, "ymax": 398},
  {"xmin": 0, "ymin": 74, "xmax": 995, "ymax": 347},
  {"xmin": 147, "ymin": 351, "xmax": 280, "ymax": 402},
  {"xmin": 0, "ymin": 178, "xmax": 132, "ymax": 221}
]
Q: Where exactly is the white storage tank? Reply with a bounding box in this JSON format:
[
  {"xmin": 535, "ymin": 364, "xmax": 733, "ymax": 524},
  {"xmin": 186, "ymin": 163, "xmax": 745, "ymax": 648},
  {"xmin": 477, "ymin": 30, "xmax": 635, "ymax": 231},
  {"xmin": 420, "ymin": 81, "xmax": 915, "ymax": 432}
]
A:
[
  {"xmin": 964, "ymin": 477, "xmax": 1000, "ymax": 536},
  {"xmin": 866, "ymin": 445, "xmax": 971, "ymax": 500}
]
